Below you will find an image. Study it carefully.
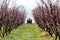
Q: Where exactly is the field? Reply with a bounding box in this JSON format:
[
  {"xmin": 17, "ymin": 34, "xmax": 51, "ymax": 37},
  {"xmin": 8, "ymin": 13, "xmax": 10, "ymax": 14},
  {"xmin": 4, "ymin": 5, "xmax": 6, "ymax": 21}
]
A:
[{"xmin": 0, "ymin": 24, "xmax": 55, "ymax": 40}]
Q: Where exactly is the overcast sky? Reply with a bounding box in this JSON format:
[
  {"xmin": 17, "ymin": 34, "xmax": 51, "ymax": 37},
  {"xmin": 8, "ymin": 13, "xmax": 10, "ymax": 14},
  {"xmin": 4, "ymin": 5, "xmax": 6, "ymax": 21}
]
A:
[{"xmin": 14, "ymin": 0, "xmax": 38, "ymax": 23}]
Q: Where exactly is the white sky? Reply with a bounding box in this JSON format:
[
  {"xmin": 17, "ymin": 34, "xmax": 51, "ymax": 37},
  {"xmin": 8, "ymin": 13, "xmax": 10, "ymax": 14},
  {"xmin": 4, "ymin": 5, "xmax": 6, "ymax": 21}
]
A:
[
  {"xmin": 8, "ymin": 0, "xmax": 37, "ymax": 10},
  {"xmin": 15, "ymin": 0, "xmax": 37, "ymax": 23}
]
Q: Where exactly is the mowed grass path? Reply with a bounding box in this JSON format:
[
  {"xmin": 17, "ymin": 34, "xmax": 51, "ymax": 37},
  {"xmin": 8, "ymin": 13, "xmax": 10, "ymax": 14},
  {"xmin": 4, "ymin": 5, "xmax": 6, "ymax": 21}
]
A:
[{"xmin": 1, "ymin": 24, "xmax": 55, "ymax": 40}]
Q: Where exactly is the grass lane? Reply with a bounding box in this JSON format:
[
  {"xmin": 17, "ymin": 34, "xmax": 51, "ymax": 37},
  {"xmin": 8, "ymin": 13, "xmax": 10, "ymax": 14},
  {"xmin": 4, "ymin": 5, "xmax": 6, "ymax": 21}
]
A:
[{"xmin": 1, "ymin": 24, "xmax": 55, "ymax": 40}]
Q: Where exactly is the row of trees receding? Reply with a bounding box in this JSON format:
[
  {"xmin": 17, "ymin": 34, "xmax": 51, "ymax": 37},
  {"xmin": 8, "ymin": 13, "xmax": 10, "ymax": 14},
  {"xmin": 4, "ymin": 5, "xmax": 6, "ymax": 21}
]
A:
[
  {"xmin": 33, "ymin": 0, "xmax": 60, "ymax": 40},
  {"xmin": 0, "ymin": 0, "xmax": 25, "ymax": 38}
]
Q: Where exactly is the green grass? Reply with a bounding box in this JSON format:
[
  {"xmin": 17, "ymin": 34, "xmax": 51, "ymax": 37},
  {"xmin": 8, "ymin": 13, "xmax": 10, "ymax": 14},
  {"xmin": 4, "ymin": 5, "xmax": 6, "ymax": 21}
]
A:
[{"xmin": 0, "ymin": 23, "xmax": 55, "ymax": 40}]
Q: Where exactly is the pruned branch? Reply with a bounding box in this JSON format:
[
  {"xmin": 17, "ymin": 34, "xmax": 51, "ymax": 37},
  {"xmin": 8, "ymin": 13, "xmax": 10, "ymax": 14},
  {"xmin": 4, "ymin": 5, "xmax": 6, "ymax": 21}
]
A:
[{"xmin": 41, "ymin": 0, "xmax": 48, "ymax": 8}]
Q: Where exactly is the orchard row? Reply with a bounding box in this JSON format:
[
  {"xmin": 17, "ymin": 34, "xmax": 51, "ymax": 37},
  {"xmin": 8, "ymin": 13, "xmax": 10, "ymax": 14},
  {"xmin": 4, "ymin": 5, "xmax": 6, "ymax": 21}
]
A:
[
  {"xmin": 0, "ymin": 0, "xmax": 25, "ymax": 38},
  {"xmin": 33, "ymin": 0, "xmax": 60, "ymax": 40}
]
